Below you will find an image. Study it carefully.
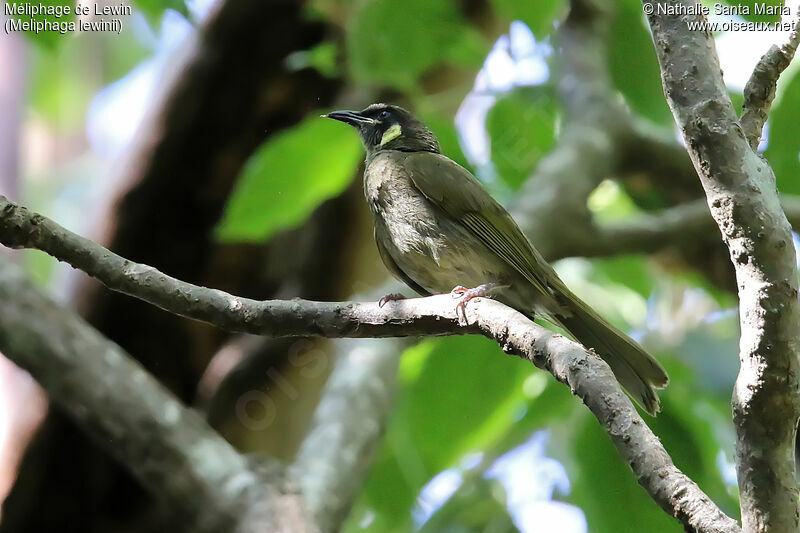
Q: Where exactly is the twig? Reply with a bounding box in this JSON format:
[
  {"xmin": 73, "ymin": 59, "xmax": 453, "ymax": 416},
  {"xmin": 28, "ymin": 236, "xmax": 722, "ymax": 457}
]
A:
[
  {"xmin": 740, "ymin": 1, "xmax": 800, "ymax": 149},
  {"xmin": 0, "ymin": 194, "xmax": 740, "ymax": 533},
  {"xmin": 645, "ymin": 1, "xmax": 800, "ymax": 531}
]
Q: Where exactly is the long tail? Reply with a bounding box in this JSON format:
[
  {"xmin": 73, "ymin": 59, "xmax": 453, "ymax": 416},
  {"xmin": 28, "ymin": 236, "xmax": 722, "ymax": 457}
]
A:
[{"xmin": 552, "ymin": 291, "xmax": 669, "ymax": 415}]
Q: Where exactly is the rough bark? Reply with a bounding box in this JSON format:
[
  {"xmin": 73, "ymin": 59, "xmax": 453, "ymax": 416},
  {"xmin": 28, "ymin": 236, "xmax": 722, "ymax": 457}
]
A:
[
  {"xmin": 508, "ymin": 0, "xmax": 731, "ymax": 293},
  {"xmin": 739, "ymin": 10, "xmax": 800, "ymax": 150},
  {"xmin": 645, "ymin": 3, "xmax": 800, "ymax": 531},
  {"xmin": 3, "ymin": 0, "xmax": 343, "ymax": 530},
  {"xmin": 0, "ymin": 196, "xmax": 740, "ymax": 532},
  {"xmin": 0, "ymin": 259, "xmax": 313, "ymax": 533}
]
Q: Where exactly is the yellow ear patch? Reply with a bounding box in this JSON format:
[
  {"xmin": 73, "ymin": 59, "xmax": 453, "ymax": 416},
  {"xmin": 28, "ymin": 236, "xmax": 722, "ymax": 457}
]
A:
[{"xmin": 379, "ymin": 124, "xmax": 402, "ymax": 146}]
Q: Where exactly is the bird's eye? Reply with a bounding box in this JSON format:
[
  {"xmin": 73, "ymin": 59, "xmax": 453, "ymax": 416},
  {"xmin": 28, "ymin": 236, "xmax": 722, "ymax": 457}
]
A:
[{"xmin": 378, "ymin": 110, "xmax": 391, "ymax": 120}]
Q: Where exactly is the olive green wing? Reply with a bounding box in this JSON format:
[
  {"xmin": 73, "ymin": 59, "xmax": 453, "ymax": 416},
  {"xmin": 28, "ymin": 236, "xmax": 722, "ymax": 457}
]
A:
[
  {"xmin": 374, "ymin": 227, "xmax": 431, "ymax": 296},
  {"xmin": 403, "ymin": 152, "xmax": 669, "ymax": 413},
  {"xmin": 402, "ymin": 151, "xmax": 563, "ymax": 308}
]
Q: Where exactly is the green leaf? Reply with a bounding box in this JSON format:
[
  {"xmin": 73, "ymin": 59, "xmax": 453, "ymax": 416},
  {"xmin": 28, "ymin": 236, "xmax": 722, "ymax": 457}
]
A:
[
  {"xmin": 586, "ymin": 255, "xmax": 654, "ymax": 300},
  {"xmin": 216, "ymin": 116, "xmax": 362, "ymax": 241},
  {"xmin": 285, "ymin": 42, "xmax": 340, "ymax": 78},
  {"xmin": 729, "ymin": 91, "xmax": 745, "ymax": 116},
  {"xmin": 555, "ymin": 258, "xmax": 648, "ymax": 330},
  {"xmin": 417, "ymin": 110, "xmax": 471, "ymax": 171},
  {"xmin": 608, "ymin": 1, "xmax": 673, "ymax": 126},
  {"xmin": 346, "ymin": 336, "xmax": 535, "ymax": 532},
  {"xmin": 588, "ymin": 180, "xmax": 643, "ymax": 223},
  {"xmin": 346, "ymin": 0, "xmax": 486, "ymax": 89},
  {"xmin": 489, "ymin": 0, "xmax": 565, "ymax": 36},
  {"xmin": 344, "ymin": 334, "xmax": 588, "ymax": 533},
  {"xmin": 5, "ymin": 0, "xmax": 77, "ymax": 49},
  {"xmin": 135, "ymin": 0, "xmax": 189, "ymax": 23},
  {"xmin": 649, "ymin": 358, "xmax": 739, "ymax": 517},
  {"xmin": 29, "ymin": 41, "xmax": 94, "ymax": 128},
  {"xmin": 486, "ymin": 87, "xmax": 557, "ymax": 190},
  {"xmin": 766, "ymin": 71, "xmax": 800, "ymax": 194},
  {"xmin": 561, "ymin": 411, "xmax": 683, "ymax": 533}
]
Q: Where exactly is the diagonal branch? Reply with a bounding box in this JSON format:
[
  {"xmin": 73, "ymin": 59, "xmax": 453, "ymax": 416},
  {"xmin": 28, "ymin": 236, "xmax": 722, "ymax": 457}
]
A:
[
  {"xmin": 739, "ymin": 2, "xmax": 800, "ymax": 149},
  {"xmin": 645, "ymin": 2, "xmax": 800, "ymax": 531},
  {"xmin": 0, "ymin": 196, "xmax": 740, "ymax": 533},
  {"xmin": 0, "ymin": 258, "xmax": 310, "ymax": 533},
  {"xmin": 289, "ymin": 337, "xmax": 407, "ymax": 532}
]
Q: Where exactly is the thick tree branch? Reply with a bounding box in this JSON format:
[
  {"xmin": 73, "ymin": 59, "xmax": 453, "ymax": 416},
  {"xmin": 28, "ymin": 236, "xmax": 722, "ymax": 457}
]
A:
[
  {"xmin": 0, "ymin": 195, "xmax": 740, "ymax": 533},
  {"xmin": 740, "ymin": 4, "xmax": 800, "ymax": 149},
  {"xmin": 509, "ymin": 0, "xmax": 705, "ymax": 263},
  {"xmin": 646, "ymin": 3, "xmax": 800, "ymax": 532},
  {"xmin": 0, "ymin": 258, "xmax": 310, "ymax": 533}
]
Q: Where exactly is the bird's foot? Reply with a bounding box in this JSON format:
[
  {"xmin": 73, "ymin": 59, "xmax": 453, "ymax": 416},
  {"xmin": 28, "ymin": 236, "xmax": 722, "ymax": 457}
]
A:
[
  {"xmin": 378, "ymin": 293, "xmax": 407, "ymax": 308},
  {"xmin": 450, "ymin": 283, "xmax": 497, "ymax": 323}
]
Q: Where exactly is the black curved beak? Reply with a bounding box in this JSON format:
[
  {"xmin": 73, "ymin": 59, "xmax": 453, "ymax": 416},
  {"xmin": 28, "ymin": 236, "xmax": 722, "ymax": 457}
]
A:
[{"xmin": 322, "ymin": 110, "xmax": 375, "ymax": 126}]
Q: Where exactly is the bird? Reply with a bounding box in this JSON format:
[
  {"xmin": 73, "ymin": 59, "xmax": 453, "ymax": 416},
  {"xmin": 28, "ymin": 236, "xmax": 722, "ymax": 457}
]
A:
[{"xmin": 324, "ymin": 103, "xmax": 668, "ymax": 414}]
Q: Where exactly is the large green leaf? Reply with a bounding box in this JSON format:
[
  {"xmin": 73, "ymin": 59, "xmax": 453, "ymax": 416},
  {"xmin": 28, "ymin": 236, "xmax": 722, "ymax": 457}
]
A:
[
  {"xmin": 344, "ymin": 332, "xmax": 589, "ymax": 533},
  {"xmin": 135, "ymin": 0, "xmax": 189, "ymax": 23},
  {"xmin": 417, "ymin": 110, "xmax": 471, "ymax": 171},
  {"xmin": 765, "ymin": 71, "xmax": 800, "ymax": 193},
  {"xmin": 489, "ymin": 0, "xmax": 565, "ymax": 36},
  {"xmin": 29, "ymin": 41, "xmax": 94, "ymax": 128},
  {"xmin": 5, "ymin": 0, "xmax": 75, "ymax": 49},
  {"xmin": 345, "ymin": 336, "xmax": 536, "ymax": 532},
  {"xmin": 609, "ymin": 0, "xmax": 673, "ymax": 126},
  {"xmin": 585, "ymin": 255, "xmax": 654, "ymax": 300},
  {"xmin": 346, "ymin": 0, "xmax": 485, "ymax": 89},
  {"xmin": 560, "ymin": 410, "xmax": 683, "ymax": 533},
  {"xmin": 649, "ymin": 358, "xmax": 739, "ymax": 518},
  {"xmin": 216, "ymin": 116, "xmax": 362, "ymax": 241},
  {"xmin": 486, "ymin": 87, "xmax": 558, "ymax": 190}
]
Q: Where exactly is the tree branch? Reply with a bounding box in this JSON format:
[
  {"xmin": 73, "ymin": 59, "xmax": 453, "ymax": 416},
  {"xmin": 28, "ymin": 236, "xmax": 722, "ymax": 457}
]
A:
[
  {"xmin": 0, "ymin": 258, "xmax": 311, "ymax": 533},
  {"xmin": 739, "ymin": 3, "xmax": 800, "ymax": 149},
  {"xmin": 554, "ymin": 195, "xmax": 800, "ymax": 259},
  {"xmin": 645, "ymin": 2, "xmax": 800, "ymax": 531},
  {"xmin": 511, "ymin": 0, "xmax": 620, "ymax": 252},
  {"xmin": 289, "ymin": 337, "xmax": 407, "ymax": 532},
  {"xmin": 0, "ymin": 195, "xmax": 740, "ymax": 533},
  {"xmin": 8, "ymin": 1, "xmax": 344, "ymax": 529}
]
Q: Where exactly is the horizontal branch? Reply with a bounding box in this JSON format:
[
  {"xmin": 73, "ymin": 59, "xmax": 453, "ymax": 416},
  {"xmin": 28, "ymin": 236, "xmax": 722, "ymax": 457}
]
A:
[
  {"xmin": 0, "ymin": 195, "xmax": 740, "ymax": 532},
  {"xmin": 556, "ymin": 195, "xmax": 800, "ymax": 259}
]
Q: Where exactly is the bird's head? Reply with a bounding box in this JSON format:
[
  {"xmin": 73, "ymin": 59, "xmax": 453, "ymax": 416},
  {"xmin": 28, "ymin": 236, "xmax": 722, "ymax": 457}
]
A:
[{"xmin": 324, "ymin": 103, "xmax": 440, "ymax": 154}]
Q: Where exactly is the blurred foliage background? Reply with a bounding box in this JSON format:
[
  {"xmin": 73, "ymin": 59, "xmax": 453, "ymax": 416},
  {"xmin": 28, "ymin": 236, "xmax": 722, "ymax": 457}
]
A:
[{"xmin": 1, "ymin": 0, "xmax": 799, "ymax": 531}]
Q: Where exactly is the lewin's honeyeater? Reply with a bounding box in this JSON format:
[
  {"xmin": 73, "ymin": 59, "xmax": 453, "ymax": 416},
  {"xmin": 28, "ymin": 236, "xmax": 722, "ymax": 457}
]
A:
[{"xmin": 325, "ymin": 103, "xmax": 668, "ymax": 414}]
